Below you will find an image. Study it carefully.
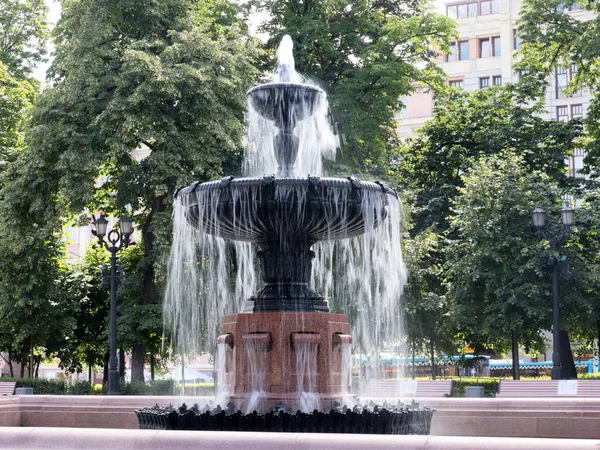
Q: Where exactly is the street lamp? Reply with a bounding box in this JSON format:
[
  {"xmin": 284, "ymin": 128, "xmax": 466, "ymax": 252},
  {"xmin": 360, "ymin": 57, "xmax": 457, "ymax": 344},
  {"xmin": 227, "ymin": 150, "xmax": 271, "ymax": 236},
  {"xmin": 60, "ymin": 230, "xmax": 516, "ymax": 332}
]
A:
[
  {"xmin": 532, "ymin": 204, "xmax": 574, "ymax": 380},
  {"xmin": 92, "ymin": 214, "xmax": 134, "ymax": 395}
]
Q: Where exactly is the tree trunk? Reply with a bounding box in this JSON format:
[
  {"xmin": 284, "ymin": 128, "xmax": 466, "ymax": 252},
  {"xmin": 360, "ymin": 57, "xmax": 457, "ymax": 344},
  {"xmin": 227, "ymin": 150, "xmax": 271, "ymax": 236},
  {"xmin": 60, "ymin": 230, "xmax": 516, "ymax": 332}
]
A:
[
  {"xmin": 89, "ymin": 363, "xmax": 93, "ymax": 386},
  {"xmin": 103, "ymin": 352, "xmax": 109, "ymax": 384},
  {"xmin": 131, "ymin": 196, "xmax": 165, "ymax": 382},
  {"xmin": 20, "ymin": 359, "xmax": 25, "ymax": 378},
  {"xmin": 511, "ymin": 330, "xmax": 520, "ymax": 380},
  {"xmin": 131, "ymin": 344, "xmax": 145, "ymax": 382},
  {"xmin": 150, "ymin": 351, "xmax": 155, "ymax": 381},
  {"xmin": 119, "ymin": 347, "xmax": 125, "ymax": 380},
  {"xmin": 6, "ymin": 349, "xmax": 13, "ymax": 377},
  {"xmin": 559, "ymin": 330, "xmax": 577, "ymax": 379},
  {"xmin": 430, "ymin": 337, "xmax": 436, "ymax": 380}
]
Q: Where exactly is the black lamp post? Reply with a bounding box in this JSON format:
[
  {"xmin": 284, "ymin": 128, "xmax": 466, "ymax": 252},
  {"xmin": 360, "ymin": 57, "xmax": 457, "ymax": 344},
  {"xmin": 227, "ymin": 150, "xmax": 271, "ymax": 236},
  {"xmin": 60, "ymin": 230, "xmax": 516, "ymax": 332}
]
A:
[
  {"xmin": 532, "ymin": 204, "xmax": 574, "ymax": 380},
  {"xmin": 92, "ymin": 214, "xmax": 134, "ymax": 395}
]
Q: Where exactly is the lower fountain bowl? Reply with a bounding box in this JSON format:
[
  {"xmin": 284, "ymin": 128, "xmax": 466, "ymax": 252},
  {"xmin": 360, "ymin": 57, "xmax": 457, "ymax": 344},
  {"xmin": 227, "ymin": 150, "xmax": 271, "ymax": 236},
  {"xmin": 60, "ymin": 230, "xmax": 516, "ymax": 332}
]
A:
[{"xmin": 176, "ymin": 176, "xmax": 397, "ymax": 242}]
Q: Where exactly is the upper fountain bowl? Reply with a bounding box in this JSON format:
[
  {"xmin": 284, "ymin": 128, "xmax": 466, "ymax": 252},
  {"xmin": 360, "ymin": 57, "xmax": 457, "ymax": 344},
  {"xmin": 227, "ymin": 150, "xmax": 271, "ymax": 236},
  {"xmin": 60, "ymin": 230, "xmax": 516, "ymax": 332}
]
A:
[{"xmin": 247, "ymin": 83, "xmax": 325, "ymax": 130}]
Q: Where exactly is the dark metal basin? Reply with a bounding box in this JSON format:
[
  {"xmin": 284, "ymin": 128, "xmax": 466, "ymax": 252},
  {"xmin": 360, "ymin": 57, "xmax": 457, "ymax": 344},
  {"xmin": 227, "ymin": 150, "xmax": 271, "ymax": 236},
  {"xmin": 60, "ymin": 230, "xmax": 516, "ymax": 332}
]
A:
[{"xmin": 177, "ymin": 176, "xmax": 396, "ymax": 243}]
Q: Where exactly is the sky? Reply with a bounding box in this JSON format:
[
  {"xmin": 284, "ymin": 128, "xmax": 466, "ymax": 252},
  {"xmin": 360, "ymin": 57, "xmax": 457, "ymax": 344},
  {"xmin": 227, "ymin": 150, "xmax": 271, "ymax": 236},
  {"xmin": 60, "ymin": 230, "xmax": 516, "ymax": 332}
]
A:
[{"xmin": 33, "ymin": 0, "xmax": 447, "ymax": 83}]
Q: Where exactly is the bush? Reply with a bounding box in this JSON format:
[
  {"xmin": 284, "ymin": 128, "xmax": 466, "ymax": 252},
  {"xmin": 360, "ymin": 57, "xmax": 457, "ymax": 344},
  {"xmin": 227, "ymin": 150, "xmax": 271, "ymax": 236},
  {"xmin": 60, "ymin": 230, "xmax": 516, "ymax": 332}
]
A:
[
  {"xmin": 449, "ymin": 377, "xmax": 500, "ymax": 397},
  {"xmin": 4, "ymin": 377, "xmax": 67, "ymax": 394},
  {"xmin": 66, "ymin": 381, "xmax": 94, "ymax": 395}
]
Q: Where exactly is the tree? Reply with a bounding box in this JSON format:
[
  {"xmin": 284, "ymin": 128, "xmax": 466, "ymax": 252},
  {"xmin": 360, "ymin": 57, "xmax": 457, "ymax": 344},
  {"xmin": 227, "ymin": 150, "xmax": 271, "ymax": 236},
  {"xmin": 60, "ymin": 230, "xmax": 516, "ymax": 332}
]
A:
[
  {"xmin": 250, "ymin": 0, "xmax": 456, "ymax": 176},
  {"xmin": 399, "ymin": 84, "xmax": 582, "ymax": 236},
  {"xmin": 0, "ymin": 0, "xmax": 48, "ymax": 76},
  {"xmin": 396, "ymin": 85, "xmax": 582, "ymax": 372},
  {"xmin": 446, "ymin": 154, "xmax": 559, "ymax": 371},
  {"xmin": 1, "ymin": 0, "xmax": 261, "ymax": 381},
  {"xmin": 402, "ymin": 228, "xmax": 454, "ymax": 379},
  {"xmin": 518, "ymin": 0, "xmax": 600, "ymax": 178}
]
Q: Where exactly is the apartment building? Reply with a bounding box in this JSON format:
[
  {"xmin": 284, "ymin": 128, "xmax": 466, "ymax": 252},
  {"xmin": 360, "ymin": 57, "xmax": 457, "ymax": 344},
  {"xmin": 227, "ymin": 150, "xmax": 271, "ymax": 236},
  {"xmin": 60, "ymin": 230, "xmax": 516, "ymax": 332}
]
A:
[{"xmin": 397, "ymin": 0, "xmax": 594, "ymax": 178}]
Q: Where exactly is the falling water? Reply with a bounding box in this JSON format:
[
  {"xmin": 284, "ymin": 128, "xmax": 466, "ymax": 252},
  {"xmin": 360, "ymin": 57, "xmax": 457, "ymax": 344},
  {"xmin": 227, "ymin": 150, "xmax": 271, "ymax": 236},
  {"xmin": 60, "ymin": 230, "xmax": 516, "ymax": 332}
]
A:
[
  {"xmin": 340, "ymin": 342, "xmax": 353, "ymax": 405},
  {"xmin": 216, "ymin": 342, "xmax": 229, "ymax": 405},
  {"xmin": 295, "ymin": 342, "xmax": 320, "ymax": 412},
  {"xmin": 244, "ymin": 37, "xmax": 338, "ymax": 177},
  {"xmin": 245, "ymin": 342, "xmax": 268, "ymax": 413}
]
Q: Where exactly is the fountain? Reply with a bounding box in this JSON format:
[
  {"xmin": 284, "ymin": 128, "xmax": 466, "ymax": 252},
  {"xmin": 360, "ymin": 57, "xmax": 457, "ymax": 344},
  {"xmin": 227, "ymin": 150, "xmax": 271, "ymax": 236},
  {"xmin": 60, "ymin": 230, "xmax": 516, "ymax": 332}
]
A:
[{"xmin": 157, "ymin": 35, "xmax": 423, "ymax": 431}]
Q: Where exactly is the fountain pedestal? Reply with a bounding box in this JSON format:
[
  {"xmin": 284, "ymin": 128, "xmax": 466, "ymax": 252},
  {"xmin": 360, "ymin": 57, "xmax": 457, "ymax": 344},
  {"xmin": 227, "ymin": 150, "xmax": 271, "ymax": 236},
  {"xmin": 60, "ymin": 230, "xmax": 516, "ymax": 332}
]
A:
[{"xmin": 218, "ymin": 312, "xmax": 353, "ymax": 412}]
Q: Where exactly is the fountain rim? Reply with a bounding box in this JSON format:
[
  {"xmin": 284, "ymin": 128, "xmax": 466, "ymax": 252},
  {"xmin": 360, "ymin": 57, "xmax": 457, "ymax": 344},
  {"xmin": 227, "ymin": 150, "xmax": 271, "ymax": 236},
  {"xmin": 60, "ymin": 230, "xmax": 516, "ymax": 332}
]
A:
[
  {"xmin": 246, "ymin": 82, "xmax": 326, "ymax": 97},
  {"xmin": 174, "ymin": 176, "xmax": 398, "ymax": 199}
]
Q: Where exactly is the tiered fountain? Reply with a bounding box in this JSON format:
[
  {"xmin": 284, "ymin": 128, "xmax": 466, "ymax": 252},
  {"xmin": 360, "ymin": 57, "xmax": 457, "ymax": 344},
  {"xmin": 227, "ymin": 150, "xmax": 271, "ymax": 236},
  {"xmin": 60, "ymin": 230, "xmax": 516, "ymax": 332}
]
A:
[{"xmin": 161, "ymin": 36, "xmax": 411, "ymax": 423}]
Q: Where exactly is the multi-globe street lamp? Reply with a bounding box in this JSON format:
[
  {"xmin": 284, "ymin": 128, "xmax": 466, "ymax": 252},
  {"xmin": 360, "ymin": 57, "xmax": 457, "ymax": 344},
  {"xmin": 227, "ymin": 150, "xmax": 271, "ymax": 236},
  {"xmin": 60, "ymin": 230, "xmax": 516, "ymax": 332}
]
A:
[
  {"xmin": 532, "ymin": 204, "xmax": 574, "ymax": 380},
  {"xmin": 92, "ymin": 214, "xmax": 133, "ymax": 395}
]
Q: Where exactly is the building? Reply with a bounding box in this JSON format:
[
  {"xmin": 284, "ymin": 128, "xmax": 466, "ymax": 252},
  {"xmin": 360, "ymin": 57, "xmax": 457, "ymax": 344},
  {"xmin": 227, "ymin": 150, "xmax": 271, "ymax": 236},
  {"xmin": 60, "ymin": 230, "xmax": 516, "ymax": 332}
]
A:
[{"xmin": 397, "ymin": 0, "xmax": 594, "ymax": 178}]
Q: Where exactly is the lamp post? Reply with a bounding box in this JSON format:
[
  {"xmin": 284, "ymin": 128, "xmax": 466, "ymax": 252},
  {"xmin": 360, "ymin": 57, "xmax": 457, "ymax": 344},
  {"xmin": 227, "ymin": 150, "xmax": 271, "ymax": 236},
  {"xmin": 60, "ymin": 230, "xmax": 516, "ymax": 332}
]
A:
[
  {"xmin": 532, "ymin": 204, "xmax": 574, "ymax": 380},
  {"xmin": 92, "ymin": 214, "xmax": 134, "ymax": 395}
]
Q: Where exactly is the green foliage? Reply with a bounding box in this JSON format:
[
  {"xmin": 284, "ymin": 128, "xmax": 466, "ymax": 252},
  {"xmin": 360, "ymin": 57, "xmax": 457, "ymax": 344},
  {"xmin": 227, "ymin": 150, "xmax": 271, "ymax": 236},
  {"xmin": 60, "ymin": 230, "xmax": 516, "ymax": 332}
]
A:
[
  {"xmin": 251, "ymin": 0, "xmax": 456, "ymax": 176},
  {"xmin": 0, "ymin": 0, "xmax": 48, "ymax": 75},
  {"xmin": 446, "ymin": 153, "xmax": 559, "ymax": 354}
]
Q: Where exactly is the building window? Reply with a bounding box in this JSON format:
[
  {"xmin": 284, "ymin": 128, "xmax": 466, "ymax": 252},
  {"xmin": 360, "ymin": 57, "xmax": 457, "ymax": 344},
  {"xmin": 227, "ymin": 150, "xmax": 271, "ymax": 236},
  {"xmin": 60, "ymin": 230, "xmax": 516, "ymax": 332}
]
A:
[
  {"xmin": 559, "ymin": 2, "xmax": 582, "ymax": 12},
  {"xmin": 513, "ymin": 29, "xmax": 523, "ymax": 50},
  {"xmin": 493, "ymin": 37, "xmax": 501, "ymax": 56},
  {"xmin": 555, "ymin": 64, "xmax": 580, "ymax": 98},
  {"xmin": 447, "ymin": 40, "xmax": 470, "ymax": 62},
  {"xmin": 447, "ymin": 43, "xmax": 457, "ymax": 62},
  {"xmin": 480, "ymin": 38, "xmax": 490, "ymax": 58},
  {"xmin": 493, "ymin": 75, "xmax": 502, "ymax": 86},
  {"xmin": 479, "ymin": 37, "xmax": 501, "ymax": 58},
  {"xmin": 449, "ymin": 79, "xmax": 464, "ymax": 88},
  {"xmin": 67, "ymin": 227, "xmax": 79, "ymax": 244},
  {"xmin": 516, "ymin": 69, "xmax": 529, "ymax": 80},
  {"xmin": 557, "ymin": 105, "xmax": 569, "ymax": 121},
  {"xmin": 481, "ymin": 0, "xmax": 501, "ymax": 15},
  {"xmin": 459, "ymin": 41, "xmax": 469, "ymax": 60},
  {"xmin": 571, "ymin": 104, "xmax": 583, "ymax": 119},
  {"xmin": 479, "ymin": 77, "xmax": 490, "ymax": 88},
  {"xmin": 447, "ymin": 2, "xmax": 478, "ymax": 18},
  {"xmin": 447, "ymin": 0, "xmax": 500, "ymax": 18}
]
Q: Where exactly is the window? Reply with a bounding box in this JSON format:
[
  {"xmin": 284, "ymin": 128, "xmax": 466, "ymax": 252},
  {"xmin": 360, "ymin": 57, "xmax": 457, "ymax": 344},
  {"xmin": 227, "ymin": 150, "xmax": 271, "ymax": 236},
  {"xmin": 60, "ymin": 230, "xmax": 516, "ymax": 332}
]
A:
[
  {"xmin": 459, "ymin": 41, "xmax": 469, "ymax": 60},
  {"xmin": 447, "ymin": 40, "xmax": 469, "ymax": 62},
  {"xmin": 571, "ymin": 104, "xmax": 583, "ymax": 119},
  {"xmin": 480, "ymin": 38, "xmax": 490, "ymax": 58},
  {"xmin": 479, "ymin": 37, "xmax": 501, "ymax": 58},
  {"xmin": 516, "ymin": 69, "xmax": 530, "ymax": 81},
  {"xmin": 493, "ymin": 75, "xmax": 502, "ymax": 86},
  {"xmin": 555, "ymin": 64, "xmax": 581, "ymax": 98},
  {"xmin": 447, "ymin": 43, "xmax": 457, "ymax": 62},
  {"xmin": 449, "ymin": 79, "xmax": 464, "ymax": 88},
  {"xmin": 447, "ymin": 5, "xmax": 458, "ymax": 18},
  {"xmin": 480, "ymin": 77, "xmax": 490, "ymax": 88},
  {"xmin": 480, "ymin": 0, "xmax": 500, "ymax": 15},
  {"xmin": 491, "ymin": 0, "xmax": 501, "ymax": 13},
  {"xmin": 67, "ymin": 227, "xmax": 79, "ymax": 244},
  {"xmin": 557, "ymin": 105, "xmax": 569, "ymax": 121},
  {"xmin": 559, "ymin": 2, "xmax": 582, "ymax": 12},
  {"xmin": 493, "ymin": 37, "xmax": 501, "ymax": 56},
  {"xmin": 447, "ymin": 2, "xmax": 478, "ymax": 18},
  {"xmin": 513, "ymin": 29, "xmax": 523, "ymax": 50}
]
